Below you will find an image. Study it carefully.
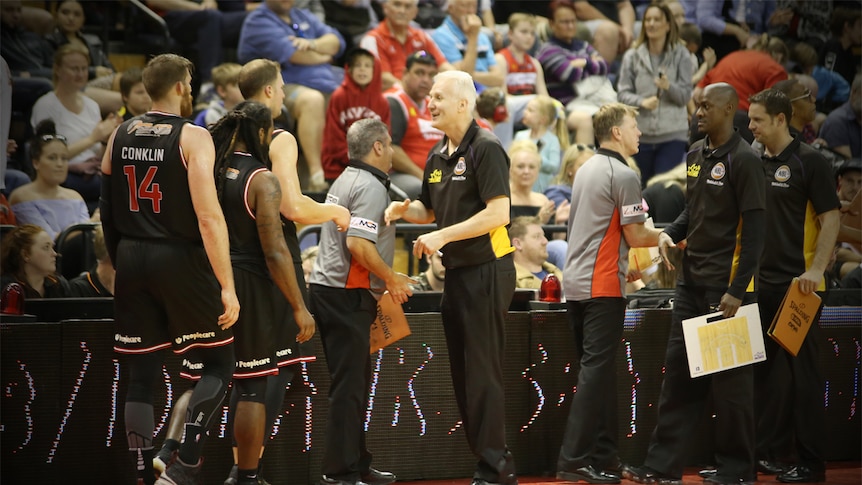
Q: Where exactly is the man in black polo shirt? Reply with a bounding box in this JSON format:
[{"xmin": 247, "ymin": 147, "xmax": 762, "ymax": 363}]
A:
[
  {"xmin": 747, "ymin": 88, "xmax": 840, "ymax": 483},
  {"xmin": 623, "ymin": 83, "xmax": 766, "ymax": 485},
  {"xmin": 385, "ymin": 70, "xmax": 517, "ymax": 485}
]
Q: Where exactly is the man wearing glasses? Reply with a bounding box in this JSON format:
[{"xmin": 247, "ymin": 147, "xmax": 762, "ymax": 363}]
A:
[{"xmin": 309, "ymin": 119, "xmax": 412, "ymax": 485}]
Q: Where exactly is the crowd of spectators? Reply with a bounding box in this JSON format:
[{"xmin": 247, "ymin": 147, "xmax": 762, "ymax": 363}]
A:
[{"xmin": 1, "ymin": 0, "xmax": 861, "ymax": 299}]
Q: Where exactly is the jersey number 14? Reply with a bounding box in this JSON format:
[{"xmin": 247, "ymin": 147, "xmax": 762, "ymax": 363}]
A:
[{"xmin": 123, "ymin": 165, "xmax": 163, "ymax": 213}]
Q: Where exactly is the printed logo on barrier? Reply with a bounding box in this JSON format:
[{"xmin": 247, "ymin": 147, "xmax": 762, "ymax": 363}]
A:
[
  {"xmin": 711, "ymin": 162, "xmax": 726, "ymax": 180},
  {"xmin": 350, "ymin": 217, "xmax": 379, "ymax": 234}
]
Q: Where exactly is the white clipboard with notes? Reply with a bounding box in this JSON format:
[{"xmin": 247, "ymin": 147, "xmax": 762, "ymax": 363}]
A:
[{"xmin": 681, "ymin": 303, "xmax": 766, "ymax": 378}]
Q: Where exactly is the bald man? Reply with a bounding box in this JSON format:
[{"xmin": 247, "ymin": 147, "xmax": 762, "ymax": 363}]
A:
[{"xmin": 623, "ymin": 83, "xmax": 766, "ymax": 485}]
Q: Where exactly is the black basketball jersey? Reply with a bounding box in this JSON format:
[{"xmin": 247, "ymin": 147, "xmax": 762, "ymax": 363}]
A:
[
  {"xmin": 221, "ymin": 151, "xmax": 269, "ymax": 277},
  {"xmin": 110, "ymin": 111, "xmax": 201, "ymax": 243}
]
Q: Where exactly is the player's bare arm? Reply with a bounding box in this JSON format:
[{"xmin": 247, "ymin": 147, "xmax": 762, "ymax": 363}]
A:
[
  {"xmin": 250, "ymin": 170, "xmax": 315, "ymax": 342},
  {"xmin": 183, "ymin": 123, "xmax": 239, "ymax": 328}
]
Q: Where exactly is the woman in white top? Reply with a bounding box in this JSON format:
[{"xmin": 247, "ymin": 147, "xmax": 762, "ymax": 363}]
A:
[
  {"xmin": 10, "ymin": 120, "xmax": 90, "ymax": 239},
  {"xmin": 30, "ymin": 43, "xmax": 120, "ymax": 206}
]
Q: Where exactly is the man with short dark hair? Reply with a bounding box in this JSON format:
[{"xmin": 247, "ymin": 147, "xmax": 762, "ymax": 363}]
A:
[
  {"xmin": 747, "ymin": 88, "xmax": 840, "ymax": 483},
  {"xmin": 310, "ymin": 118, "xmax": 412, "ymax": 485},
  {"xmin": 386, "ymin": 51, "xmax": 444, "ymax": 200},
  {"xmin": 410, "ymin": 250, "xmax": 445, "ymax": 292},
  {"xmin": 359, "ymin": 0, "xmax": 454, "ymax": 90},
  {"xmin": 509, "ymin": 215, "xmax": 562, "ymax": 289},
  {"xmin": 623, "ymin": 83, "xmax": 766, "ymax": 485}
]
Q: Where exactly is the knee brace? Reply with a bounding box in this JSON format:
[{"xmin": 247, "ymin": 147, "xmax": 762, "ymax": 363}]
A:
[{"xmin": 235, "ymin": 377, "xmax": 267, "ymax": 404}]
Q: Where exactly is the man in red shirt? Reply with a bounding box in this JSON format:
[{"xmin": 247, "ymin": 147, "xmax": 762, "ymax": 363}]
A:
[
  {"xmin": 359, "ymin": 0, "xmax": 453, "ymax": 90},
  {"xmin": 690, "ymin": 37, "xmax": 788, "ymax": 144},
  {"xmin": 385, "ymin": 51, "xmax": 443, "ymax": 199}
]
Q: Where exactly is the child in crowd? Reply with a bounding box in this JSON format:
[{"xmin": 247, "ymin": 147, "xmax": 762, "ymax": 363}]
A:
[
  {"xmin": 792, "ymin": 41, "xmax": 850, "ymax": 112},
  {"xmin": 514, "ymin": 95, "xmax": 569, "ymax": 193},
  {"xmin": 494, "ymin": 13, "xmax": 548, "ymax": 126},
  {"xmin": 195, "ymin": 62, "xmax": 244, "ymax": 127},
  {"xmin": 544, "ymin": 143, "xmax": 595, "ymax": 210},
  {"xmin": 117, "ymin": 67, "xmax": 151, "ymax": 121},
  {"xmin": 679, "ymin": 23, "xmax": 716, "ymax": 86},
  {"xmin": 322, "ymin": 48, "xmax": 390, "ymax": 181},
  {"xmin": 475, "ymin": 87, "xmax": 508, "ymax": 133}
]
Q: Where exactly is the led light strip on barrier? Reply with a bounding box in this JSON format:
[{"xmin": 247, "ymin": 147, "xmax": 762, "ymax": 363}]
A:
[{"xmin": 2, "ymin": 308, "xmax": 860, "ymax": 484}]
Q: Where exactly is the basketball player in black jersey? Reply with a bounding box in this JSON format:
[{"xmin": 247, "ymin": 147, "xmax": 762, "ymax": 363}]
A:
[
  {"xmin": 100, "ymin": 54, "xmax": 240, "ymax": 485},
  {"xmin": 210, "ymin": 100, "xmax": 316, "ymax": 485}
]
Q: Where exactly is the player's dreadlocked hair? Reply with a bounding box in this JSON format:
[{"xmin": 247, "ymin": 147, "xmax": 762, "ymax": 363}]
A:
[{"xmin": 210, "ymin": 100, "xmax": 273, "ymax": 201}]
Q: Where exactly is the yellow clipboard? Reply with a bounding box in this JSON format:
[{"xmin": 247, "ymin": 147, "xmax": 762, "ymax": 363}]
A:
[{"xmin": 682, "ymin": 303, "xmax": 766, "ymax": 378}]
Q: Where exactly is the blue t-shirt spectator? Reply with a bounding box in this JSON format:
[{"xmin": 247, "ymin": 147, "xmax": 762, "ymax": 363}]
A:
[
  {"xmin": 238, "ymin": 3, "xmax": 345, "ymax": 94},
  {"xmin": 432, "ymin": 15, "xmax": 497, "ymax": 91}
]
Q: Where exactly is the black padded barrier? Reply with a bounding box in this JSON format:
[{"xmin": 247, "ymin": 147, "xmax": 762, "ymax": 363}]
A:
[{"xmin": 1, "ymin": 306, "xmax": 859, "ymax": 483}]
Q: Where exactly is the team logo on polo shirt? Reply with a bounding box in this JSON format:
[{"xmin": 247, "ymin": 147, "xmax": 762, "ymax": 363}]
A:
[
  {"xmin": 710, "ymin": 162, "xmax": 726, "ymax": 180},
  {"xmin": 774, "ymin": 165, "xmax": 791, "ymax": 182},
  {"xmin": 454, "ymin": 157, "xmax": 467, "ymax": 175},
  {"xmin": 429, "ymin": 169, "xmax": 442, "ymax": 183},
  {"xmin": 687, "ymin": 163, "xmax": 700, "ymax": 178}
]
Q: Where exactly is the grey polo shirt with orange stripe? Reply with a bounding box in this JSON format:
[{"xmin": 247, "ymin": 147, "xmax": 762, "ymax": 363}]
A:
[
  {"xmin": 308, "ymin": 161, "xmax": 395, "ymax": 291},
  {"xmin": 563, "ymin": 148, "xmax": 647, "ymax": 301}
]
